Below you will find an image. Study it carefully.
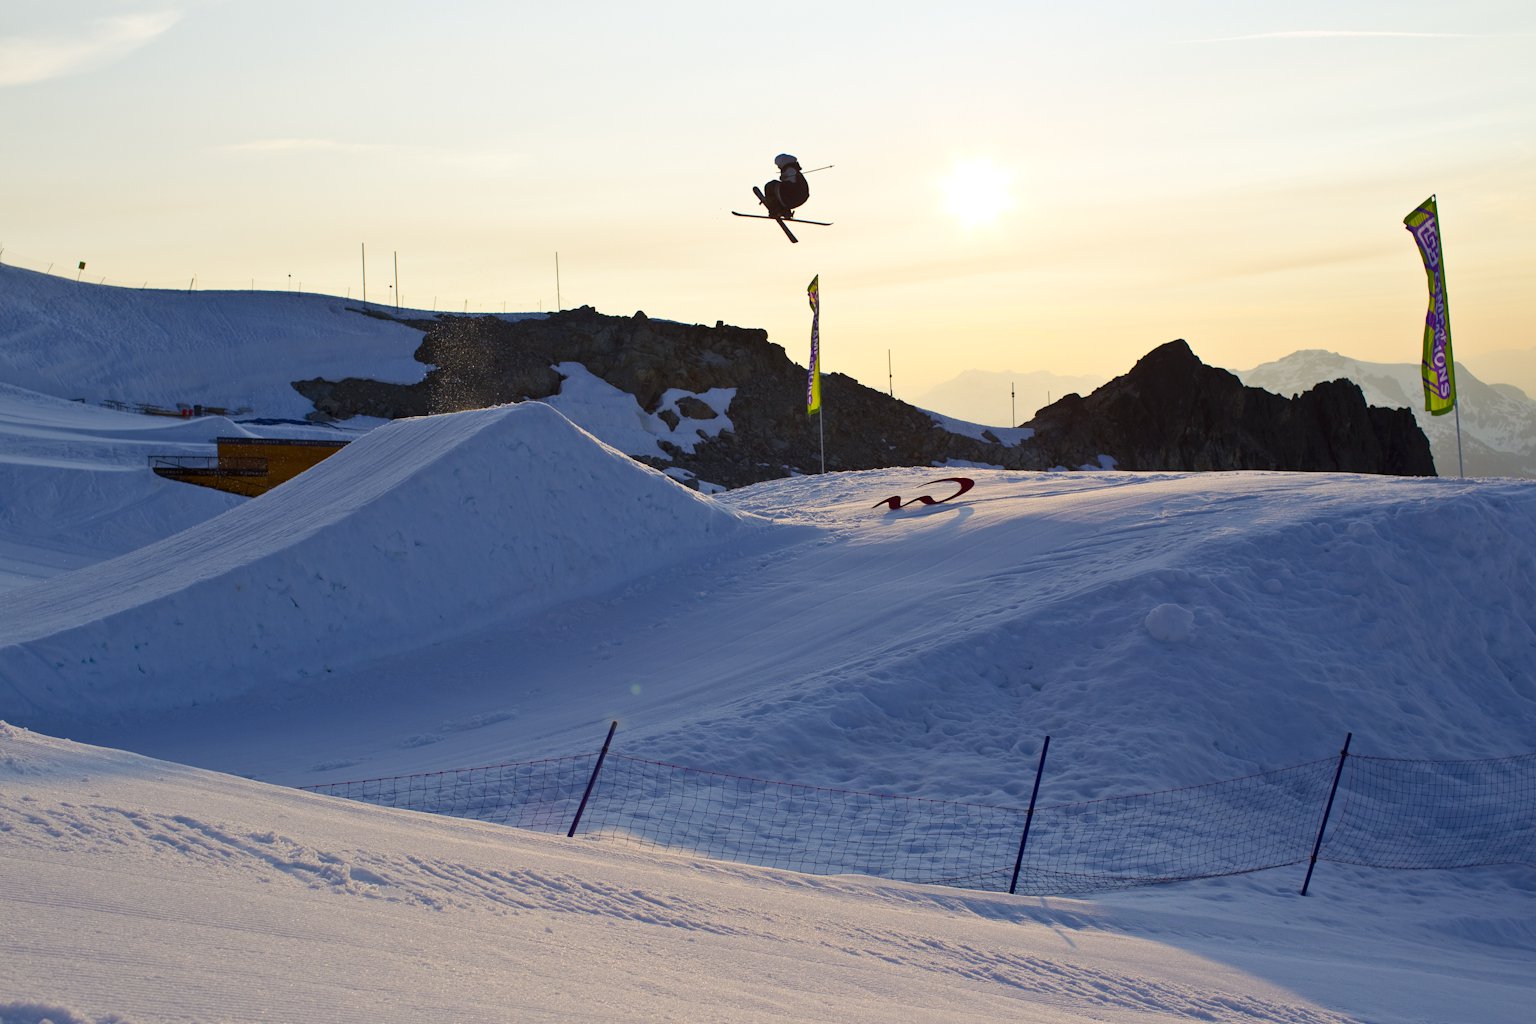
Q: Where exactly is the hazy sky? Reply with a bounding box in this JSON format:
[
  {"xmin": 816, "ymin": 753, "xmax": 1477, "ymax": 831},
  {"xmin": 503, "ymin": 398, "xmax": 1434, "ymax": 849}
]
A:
[{"xmin": 3, "ymin": 1, "xmax": 1533, "ymax": 400}]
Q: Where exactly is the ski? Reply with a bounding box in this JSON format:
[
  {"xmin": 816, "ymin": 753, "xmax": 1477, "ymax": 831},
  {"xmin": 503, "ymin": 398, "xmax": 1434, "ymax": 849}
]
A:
[
  {"xmin": 731, "ymin": 211, "xmax": 832, "ymax": 226},
  {"xmin": 728, "ymin": 208, "xmax": 829, "ymax": 225},
  {"xmin": 735, "ymin": 185, "xmax": 814, "ymax": 243}
]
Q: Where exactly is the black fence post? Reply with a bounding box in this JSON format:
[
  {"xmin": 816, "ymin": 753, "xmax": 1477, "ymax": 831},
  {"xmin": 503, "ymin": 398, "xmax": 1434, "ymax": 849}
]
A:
[
  {"xmin": 568, "ymin": 720, "xmax": 618, "ymax": 838},
  {"xmin": 1300, "ymin": 731, "xmax": 1352, "ymax": 896},
  {"xmin": 1009, "ymin": 735, "xmax": 1051, "ymax": 895}
]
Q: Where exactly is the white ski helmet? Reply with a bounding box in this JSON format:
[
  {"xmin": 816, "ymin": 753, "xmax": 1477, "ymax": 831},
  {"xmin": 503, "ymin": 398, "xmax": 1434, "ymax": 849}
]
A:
[{"xmin": 774, "ymin": 153, "xmax": 799, "ymax": 168}]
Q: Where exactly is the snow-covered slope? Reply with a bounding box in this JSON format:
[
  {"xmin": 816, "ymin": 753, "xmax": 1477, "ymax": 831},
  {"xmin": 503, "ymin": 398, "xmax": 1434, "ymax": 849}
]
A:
[
  {"xmin": 1239, "ymin": 349, "xmax": 1536, "ymax": 478},
  {"xmin": 13, "ymin": 722, "xmax": 1531, "ymax": 1024},
  {"xmin": 0, "ymin": 401, "xmax": 767, "ymax": 722},
  {"xmin": 2, "ymin": 268, "xmax": 1534, "ymax": 1023},
  {"xmin": 0, "ymin": 263, "xmax": 434, "ymax": 417}
]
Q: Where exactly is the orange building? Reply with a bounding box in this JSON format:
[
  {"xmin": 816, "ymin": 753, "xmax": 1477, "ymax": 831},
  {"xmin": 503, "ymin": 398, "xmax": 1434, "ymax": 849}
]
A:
[{"xmin": 150, "ymin": 437, "xmax": 349, "ymax": 497}]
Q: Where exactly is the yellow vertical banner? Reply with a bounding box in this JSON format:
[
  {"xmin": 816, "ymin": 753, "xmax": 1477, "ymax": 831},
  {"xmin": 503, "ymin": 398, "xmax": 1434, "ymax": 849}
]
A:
[
  {"xmin": 806, "ymin": 275, "xmax": 822, "ymax": 415},
  {"xmin": 1404, "ymin": 196, "xmax": 1457, "ymax": 415}
]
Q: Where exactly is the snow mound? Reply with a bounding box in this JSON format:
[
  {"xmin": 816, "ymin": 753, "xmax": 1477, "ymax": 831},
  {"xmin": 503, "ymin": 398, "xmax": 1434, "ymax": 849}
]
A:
[
  {"xmin": 1143, "ymin": 602, "xmax": 1195, "ymax": 643},
  {"xmin": 0, "ymin": 263, "xmax": 429, "ymax": 417},
  {"xmin": 0, "ymin": 402, "xmax": 769, "ymax": 721}
]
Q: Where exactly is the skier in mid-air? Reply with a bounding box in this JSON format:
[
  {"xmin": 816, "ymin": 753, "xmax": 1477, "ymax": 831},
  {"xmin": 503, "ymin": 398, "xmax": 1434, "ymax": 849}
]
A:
[
  {"xmin": 734, "ymin": 154, "xmax": 828, "ymax": 242},
  {"xmin": 761, "ymin": 154, "xmax": 809, "ymax": 219}
]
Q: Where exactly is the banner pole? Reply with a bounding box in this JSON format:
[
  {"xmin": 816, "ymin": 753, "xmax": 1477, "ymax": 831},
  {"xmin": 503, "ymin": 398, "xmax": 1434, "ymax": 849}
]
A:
[
  {"xmin": 1439, "ymin": 197, "xmax": 1465, "ymax": 478},
  {"xmin": 1454, "ymin": 400, "xmax": 1465, "ymax": 478}
]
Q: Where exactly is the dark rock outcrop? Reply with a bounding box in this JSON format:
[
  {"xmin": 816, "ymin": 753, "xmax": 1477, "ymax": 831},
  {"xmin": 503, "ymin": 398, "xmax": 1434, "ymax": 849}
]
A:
[
  {"xmin": 1025, "ymin": 340, "xmax": 1435, "ymax": 475},
  {"xmin": 292, "ymin": 311, "xmax": 1435, "ymax": 487},
  {"xmin": 294, "ymin": 307, "xmax": 1033, "ymax": 487}
]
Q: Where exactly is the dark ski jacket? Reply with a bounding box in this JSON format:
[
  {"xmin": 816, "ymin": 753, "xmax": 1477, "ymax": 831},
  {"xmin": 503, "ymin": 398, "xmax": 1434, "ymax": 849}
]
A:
[{"xmin": 774, "ymin": 161, "xmax": 810, "ymax": 209}]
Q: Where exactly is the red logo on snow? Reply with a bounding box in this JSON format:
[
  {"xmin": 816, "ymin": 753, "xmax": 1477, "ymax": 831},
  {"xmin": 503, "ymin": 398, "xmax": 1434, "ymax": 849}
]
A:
[{"xmin": 873, "ymin": 477, "xmax": 975, "ymax": 511}]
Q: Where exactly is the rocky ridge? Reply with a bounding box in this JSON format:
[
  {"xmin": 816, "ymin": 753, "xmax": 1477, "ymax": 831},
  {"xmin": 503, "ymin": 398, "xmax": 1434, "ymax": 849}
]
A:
[{"xmin": 293, "ymin": 308, "xmax": 1435, "ymax": 487}]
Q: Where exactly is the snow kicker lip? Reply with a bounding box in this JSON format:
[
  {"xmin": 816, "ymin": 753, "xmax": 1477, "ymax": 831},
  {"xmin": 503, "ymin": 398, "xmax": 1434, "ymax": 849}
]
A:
[{"xmin": 0, "ymin": 402, "xmax": 768, "ymax": 721}]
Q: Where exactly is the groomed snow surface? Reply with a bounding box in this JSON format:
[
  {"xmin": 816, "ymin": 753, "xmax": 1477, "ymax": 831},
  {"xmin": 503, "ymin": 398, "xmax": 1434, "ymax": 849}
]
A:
[{"xmin": 2, "ymin": 267, "xmax": 1534, "ymax": 1022}]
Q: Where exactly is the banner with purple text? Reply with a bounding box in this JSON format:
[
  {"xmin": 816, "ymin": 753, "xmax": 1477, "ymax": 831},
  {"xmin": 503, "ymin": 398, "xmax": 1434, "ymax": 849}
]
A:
[
  {"xmin": 806, "ymin": 275, "xmax": 822, "ymax": 415},
  {"xmin": 1404, "ymin": 196, "xmax": 1457, "ymax": 416}
]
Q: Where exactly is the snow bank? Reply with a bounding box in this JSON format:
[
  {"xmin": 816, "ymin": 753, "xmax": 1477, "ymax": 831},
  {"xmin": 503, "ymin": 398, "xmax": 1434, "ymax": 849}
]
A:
[
  {"xmin": 0, "ymin": 402, "xmax": 769, "ymax": 720},
  {"xmin": 924, "ymin": 409, "xmax": 1033, "ymax": 446}
]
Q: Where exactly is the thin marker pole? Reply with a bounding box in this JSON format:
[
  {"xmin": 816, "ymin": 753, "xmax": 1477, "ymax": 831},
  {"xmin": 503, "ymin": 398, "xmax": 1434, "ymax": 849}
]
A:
[
  {"xmin": 1009, "ymin": 736, "xmax": 1051, "ymax": 895},
  {"xmin": 361, "ymin": 243, "xmax": 367, "ymax": 306},
  {"xmin": 1300, "ymin": 732, "xmax": 1352, "ymax": 896},
  {"xmin": 568, "ymin": 720, "xmax": 618, "ymax": 838}
]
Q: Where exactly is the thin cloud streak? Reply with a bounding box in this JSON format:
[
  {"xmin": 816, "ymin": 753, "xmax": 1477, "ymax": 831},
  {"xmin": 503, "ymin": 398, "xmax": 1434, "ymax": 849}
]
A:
[
  {"xmin": 0, "ymin": 11, "xmax": 181, "ymax": 87},
  {"xmin": 221, "ymin": 139, "xmax": 389, "ymax": 155},
  {"xmin": 219, "ymin": 139, "xmax": 526, "ymax": 174},
  {"xmin": 1187, "ymin": 30, "xmax": 1496, "ymax": 44}
]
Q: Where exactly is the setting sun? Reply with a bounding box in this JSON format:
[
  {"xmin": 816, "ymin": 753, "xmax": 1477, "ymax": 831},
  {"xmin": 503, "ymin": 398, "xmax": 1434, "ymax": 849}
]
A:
[{"xmin": 940, "ymin": 158, "xmax": 1016, "ymax": 227}]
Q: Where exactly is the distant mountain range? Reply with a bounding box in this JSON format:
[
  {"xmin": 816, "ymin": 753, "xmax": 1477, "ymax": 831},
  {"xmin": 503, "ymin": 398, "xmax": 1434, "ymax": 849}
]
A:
[
  {"xmin": 1236, "ymin": 350, "xmax": 1536, "ymax": 479},
  {"xmin": 1463, "ymin": 346, "xmax": 1536, "ymax": 401},
  {"xmin": 908, "ymin": 369, "xmax": 1108, "ymax": 426}
]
